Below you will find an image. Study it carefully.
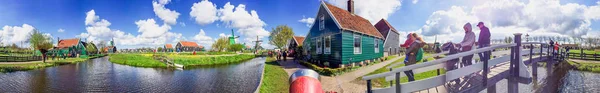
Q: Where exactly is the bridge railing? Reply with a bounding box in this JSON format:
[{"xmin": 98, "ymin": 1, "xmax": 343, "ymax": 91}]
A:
[{"xmin": 363, "ymin": 33, "xmax": 553, "ymax": 93}]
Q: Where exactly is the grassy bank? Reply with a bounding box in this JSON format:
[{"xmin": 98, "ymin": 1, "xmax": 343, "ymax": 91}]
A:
[
  {"xmin": 0, "ymin": 62, "xmax": 56, "ymax": 73},
  {"xmin": 362, "ymin": 54, "xmax": 444, "ymax": 87},
  {"xmin": 169, "ymin": 54, "xmax": 255, "ymax": 66},
  {"xmin": 569, "ymin": 50, "xmax": 600, "ymax": 54},
  {"xmin": 109, "ymin": 54, "xmax": 167, "ymax": 68},
  {"xmin": 568, "ymin": 61, "xmax": 600, "ymax": 73},
  {"xmin": 259, "ymin": 57, "xmax": 289, "ymax": 93},
  {"xmin": 0, "ymin": 54, "xmax": 107, "ymax": 73}
]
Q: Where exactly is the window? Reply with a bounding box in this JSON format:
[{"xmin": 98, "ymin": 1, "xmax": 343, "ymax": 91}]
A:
[
  {"xmin": 354, "ymin": 34, "xmax": 362, "ymax": 54},
  {"xmin": 324, "ymin": 36, "xmax": 331, "ymax": 54},
  {"xmin": 374, "ymin": 39, "xmax": 379, "ymax": 53},
  {"xmin": 317, "ymin": 37, "xmax": 322, "ymax": 54},
  {"xmin": 319, "ymin": 16, "xmax": 325, "ymax": 31}
]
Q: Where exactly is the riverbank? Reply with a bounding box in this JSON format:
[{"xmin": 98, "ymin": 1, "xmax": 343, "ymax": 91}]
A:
[
  {"xmin": 568, "ymin": 59, "xmax": 600, "ymax": 73},
  {"xmin": 258, "ymin": 57, "xmax": 289, "ymax": 93},
  {"xmin": 0, "ymin": 54, "xmax": 108, "ymax": 73},
  {"xmin": 109, "ymin": 54, "xmax": 168, "ymax": 68},
  {"xmin": 108, "ymin": 53, "xmax": 257, "ymax": 68}
]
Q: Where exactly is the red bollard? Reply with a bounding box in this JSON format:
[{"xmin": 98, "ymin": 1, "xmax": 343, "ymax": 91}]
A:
[{"xmin": 289, "ymin": 69, "xmax": 324, "ymax": 93}]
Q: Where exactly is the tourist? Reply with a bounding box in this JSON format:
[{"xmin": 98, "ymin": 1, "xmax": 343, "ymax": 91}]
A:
[
  {"xmin": 442, "ymin": 42, "xmax": 461, "ymax": 84},
  {"xmin": 477, "ymin": 22, "xmax": 491, "ymax": 63},
  {"xmin": 400, "ymin": 33, "xmax": 415, "ymax": 64},
  {"xmin": 283, "ymin": 50, "xmax": 287, "ymax": 61},
  {"xmin": 459, "ymin": 23, "xmax": 476, "ymax": 67},
  {"xmin": 405, "ymin": 33, "xmax": 425, "ymax": 82}
]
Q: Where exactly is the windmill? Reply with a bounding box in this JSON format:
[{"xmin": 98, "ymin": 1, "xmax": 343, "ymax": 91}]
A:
[
  {"xmin": 229, "ymin": 29, "xmax": 240, "ymax": 44},
  {"xmin": 252, "ymin": 36, "xmax": 262, "ymax": 54}
]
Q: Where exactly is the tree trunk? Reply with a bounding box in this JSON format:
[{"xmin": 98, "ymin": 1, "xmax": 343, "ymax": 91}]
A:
[{"xmin": 39, "ymin": 49, "xmax": 48, "ymax": 63}]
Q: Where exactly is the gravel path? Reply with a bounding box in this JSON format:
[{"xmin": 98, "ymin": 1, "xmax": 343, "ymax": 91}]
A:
[{"xmin": 277, "ymin": 56, "xmax": 403, "ymax": 92}]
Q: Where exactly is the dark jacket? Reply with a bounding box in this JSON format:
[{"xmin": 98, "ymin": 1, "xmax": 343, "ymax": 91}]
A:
[{"xmin": 406, "ymin": 41, "xmax": 425, "ymax": 65}]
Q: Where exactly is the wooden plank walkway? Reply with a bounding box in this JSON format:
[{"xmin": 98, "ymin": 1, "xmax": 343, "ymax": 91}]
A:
[{"xmin": 410, "ymin": 56, "xmax": 551, "ymax": 93}]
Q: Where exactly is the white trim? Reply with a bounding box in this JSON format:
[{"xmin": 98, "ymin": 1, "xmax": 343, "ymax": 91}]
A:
[
  {"xmin": 324, "ymin": 36, "xmax": 331, "ymax": 54},
  {"xmin": 382, "ymin": 29, "xmax": 391, "ymax": 47},
  {"xmin": 320, "ymin": 1, "xmax": 343, "ymax": 31},
  {"xmin": 375, "ymin": 39, "xmax": 379, "ymax": 53},
  {"xmin": 353, "ymin": 33, "xmax": 362, "ymax": 54}
]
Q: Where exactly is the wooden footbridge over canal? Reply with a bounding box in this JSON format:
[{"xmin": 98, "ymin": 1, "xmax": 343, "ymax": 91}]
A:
[{"xmin": 363, "ymin": 33, "xmax": 568, "ymax": 93}]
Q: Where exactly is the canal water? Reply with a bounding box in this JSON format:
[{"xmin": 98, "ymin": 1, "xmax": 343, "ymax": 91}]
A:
[{"xmin": 0, "ymin": 57, "xmax": 266, "ymax": 93}]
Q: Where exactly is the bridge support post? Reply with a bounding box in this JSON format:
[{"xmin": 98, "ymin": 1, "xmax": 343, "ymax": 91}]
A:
[
  {"xmin": 508, "ymin": 33, "xmax": 521, "ymax": 93},
  {"xmin": 532, "ymin": 44, "xmax": 537, "ymax": 77},
  {"xmin": 395, "ymin": 72, "xmax": 401, "ymax": 93},
  {"xmin": 367, "ymin": 80, "xmax": 372, "ymax": 93}
]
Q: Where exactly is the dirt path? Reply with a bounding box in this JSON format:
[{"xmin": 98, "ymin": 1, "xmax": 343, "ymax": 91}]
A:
[{"xmin": 277, "ymin": 56, "xmax": 403, "ymax": 92}]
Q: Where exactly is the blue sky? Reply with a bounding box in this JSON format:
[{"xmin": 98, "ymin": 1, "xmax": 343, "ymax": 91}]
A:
[{"xmin": 1, "ymin": 0, "xmax": 599, "ymax": 49}]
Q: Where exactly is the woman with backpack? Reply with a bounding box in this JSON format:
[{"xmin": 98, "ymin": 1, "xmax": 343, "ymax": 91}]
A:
[{"xmin": 405, "ymin": 33, "xmax": 426, "ymax": 82}]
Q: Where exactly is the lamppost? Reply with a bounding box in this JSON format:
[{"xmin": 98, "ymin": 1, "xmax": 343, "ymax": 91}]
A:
[{"xmin": 526, "ymin": 34, "xmax": 530, "ymax": 42}]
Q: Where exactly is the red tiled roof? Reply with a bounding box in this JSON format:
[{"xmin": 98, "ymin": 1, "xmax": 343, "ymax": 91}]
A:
[
  {"xmin": 57, "ymin": 38, "xmax": 80, "ymax": 48},
  {"xmin": 294, "ymin": 36, "xmax": 305, "ymax": 46},
  {"xmin": 374, "ymin": 19, "xmax": 398, "ymax": 39},
  {"xmin": 165, "ymin": 44, "xmax": 173, "ymax": 49},
  {"xmin": 179, "ymin": 41, "xmax": 203, "ymax": 48},
  {"xmin": 324, "ymin": 3, "xmax": 384, "ymax": 38}
]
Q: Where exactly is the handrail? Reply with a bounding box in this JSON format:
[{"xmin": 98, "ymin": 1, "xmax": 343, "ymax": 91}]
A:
[
  {"xmin": 387, "ymin": 51, "xmax": 449, "ymax": 69},
  {"xmin": 363, "ymin": 43, "xmax": 516, "ymax": 80}
]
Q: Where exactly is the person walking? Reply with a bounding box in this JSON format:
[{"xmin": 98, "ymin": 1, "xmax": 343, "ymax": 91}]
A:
[
  {"xmin": 405, "ymin": 33, "xmax": 426, "ymax": 82},
  {"xmin": 477, "ymin": 22, "xmax": 491, "ymax": 62},
  {"xmin": 283, "ymin": 50, "xmax": 287, "ymax": 61},
  {"xmin": 460, "ymin": 23, "xmax": 476, "ymax": 67}
]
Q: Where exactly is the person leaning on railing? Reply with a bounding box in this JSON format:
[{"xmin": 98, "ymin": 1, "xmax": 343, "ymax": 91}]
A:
[
  {"xmin": 459, "ymin": 23, "xmax": 476, "ymax": 67},
  {"xmin": 476, "ymin": 22, "xmax": 492, "ymax": 63},
  {"xmin": 404, "ymin": 33, "xmax": 426, "ymax": 82}
]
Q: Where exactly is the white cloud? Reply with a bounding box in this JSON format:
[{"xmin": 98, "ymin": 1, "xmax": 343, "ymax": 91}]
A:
[
  {"xmin": 57, "ymin": 28, "xmax": 65, "ymax": 33},
  {"xmin": 152, "ymin": 0, "xmax": 180, "ymax": 25},
  {"xmin": 412, "ymin": 0, "xmax": 418, "ymax": 4},
  {"xmin": 135, "ymin": 19, "xmax": 171, "ymax": 38},
  {"xmin": 413, "ymin": 0, "xmax": 600, "ymax": 41},
  {"xmin": 190, "ymin": 0, "xmax": 219, "ymax": 25},
  {"xmin": 193, "ymin": 29, "xmax": 215, "ymax": 47},
  {"xmin": 217, "ymin": 2, "xmax": 270, "ymax": 48},
  {"xmin": 79, "ymin": 10, "xmax": 182, "ymax": 48},
  {"xmin": 298, "ymin": 16, "xmax": 315, "ymax": 27},
  {"xmin": 179, "ymin": 22, "xmax": 186, "ymax": 27},
  {"xmin": 0, "ymin": 24, "xmax": 35, "ymax": 45},
  {"xmin": 326, "ymin": 0, "xmax": 402, "ymax": 24}
]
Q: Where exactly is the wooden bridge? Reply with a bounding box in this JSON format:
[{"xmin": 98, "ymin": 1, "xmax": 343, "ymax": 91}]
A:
[
  {"xmin": 153, "ymin": 55, "xmax": 184, "ymax": 69},
  {"xmin": 363, "ymin": 33, "xmax": 567, "ymax": 93}
]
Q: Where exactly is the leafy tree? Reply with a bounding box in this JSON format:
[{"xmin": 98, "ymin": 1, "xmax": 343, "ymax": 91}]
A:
[
  {"xmin": 29, "ymin": 29, "xmax": 53, "ymax": 62},
  {"xmin": 157, "ymin": 47, "xmax": 164, "ymax": 52},
  {"xmin": 228, "ymin": 44, "xmax": 245, "ymax": 52},
  {"xmin": 269, "ymin": 25, "xmax": 294, "ymax": 49},
  {"xmin": 212, "ymin": 37, "xmax": 230, "ymax": 52},
  {"xmin": 86, "ymin": 42, "xmax": 98, "ymax": 55}
]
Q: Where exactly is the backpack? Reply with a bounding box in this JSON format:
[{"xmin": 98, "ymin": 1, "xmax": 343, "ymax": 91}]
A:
[{"xmin": 416, "ymin": 48, "xmax": 424, "ymax": 62}]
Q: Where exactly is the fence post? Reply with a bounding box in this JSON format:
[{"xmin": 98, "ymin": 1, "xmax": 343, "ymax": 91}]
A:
[
  {"xmin": 581, "ymin": 49, "xmax": 584, "ymax": 59},
  {"xmin": 396, "ymin": 72, "xmax": 401, "ymax": 93},
  {"xmin": 508, "ymin": 33, "xmax": 521, "ymax": 93},
  {"xmin": 367, "ymin": 80, "xmax": 372, "ymax": 93}
]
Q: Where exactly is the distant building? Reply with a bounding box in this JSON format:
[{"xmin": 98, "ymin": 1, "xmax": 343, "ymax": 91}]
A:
[
  {"xmin": 303, "ymin": 0, "xmax": 384, "ymax": 68},
  {"xmin": 289, "ymin": 36, "xmax": 305, "ymax": 50},
  {"xmin": 176, "ymin": 41, "xmax": 203, "ymax": 52},
  {"xmin": 374, "ymin": 19, "xmax": 400, "ymax": 56},
  {"xmin": 164, "ymin": 44, "xmax": 174, "ymax": 52},
  {"xmin": 103, "ymin": 39, "xmax": 117, "ymax": 53},
  {"xmin": 56, "ymin": 38, "xmax": 87, "ymax": 57}
]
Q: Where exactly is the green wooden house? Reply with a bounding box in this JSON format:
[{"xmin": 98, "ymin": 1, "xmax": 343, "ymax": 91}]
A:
[
  {"xmin": 303, "ymin": 0, "xmax": 384, "ymax": 68},
  {"xmin": 55, "ymin": 38, "xmax": 87, "ymax": 57}
]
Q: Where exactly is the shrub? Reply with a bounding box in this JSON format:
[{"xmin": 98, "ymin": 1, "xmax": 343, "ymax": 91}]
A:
[
  {"xmin": 170, "ymin": 54, "xmax": 255, "ymax": 66},
  {"xmin": 299, "ymin": 61, "xmax": 348, "ymax": 76}
]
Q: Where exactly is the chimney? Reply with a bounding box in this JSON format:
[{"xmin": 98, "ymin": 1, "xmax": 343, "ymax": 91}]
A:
[{"xmin": 347, "ymin": 0, "xmax": 354, "ymax": 14}]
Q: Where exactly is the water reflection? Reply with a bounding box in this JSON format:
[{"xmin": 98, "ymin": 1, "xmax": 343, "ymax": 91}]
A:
[{"xmin": 0, "ymin": 57, "xmax": 265, "ymax": 93}]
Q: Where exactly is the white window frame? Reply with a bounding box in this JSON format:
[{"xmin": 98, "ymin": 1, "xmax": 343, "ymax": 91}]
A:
[
  {"xmin": 354, "ymin": 34, "xmax": 362, "ymax": 54},
  {"xmin": 317, "ymin": 37, "xmax": 322, "ymax": 54},
  {"xmin": 324, "ymin": 36, "xmax": 331, "ymax": 54},
  {"xmin": 319, "ymin": 15, "xmax": 325, "ymax": 31},
  {"xmin": 374, "ymin": 39, "xmax": 379, "ymax": 53}
]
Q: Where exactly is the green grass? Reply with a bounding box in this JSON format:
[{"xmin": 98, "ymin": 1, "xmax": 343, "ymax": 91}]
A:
[
  {"xmin": 259, "ymin": 57, "xmax": 289, "ymax": 93},
  {"xmin": 362, "ymin": 53, "xmax": 444, "ymax": 87},
  {"xmin": 169, "ymin": 54, "xmax": 255, "ymax": 66},
  {"xmin": 569, "ymin": 50, "xmax": 600, "ymax": 54},
  {"xmin": 568, "ymin": 61, "xmax": 600, "ymax": 73},
  {"xmin": 0, "ymin": 62, "xmax": 56, "ymax": 72},
  {"xmin": 109, "ymin": 54, "xmax": 168, "ymax": 68}
]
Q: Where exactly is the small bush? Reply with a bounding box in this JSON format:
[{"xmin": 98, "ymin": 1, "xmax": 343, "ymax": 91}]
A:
[{"xmin": 299, "ymin": 61, "xmax": 348, "ymax": 76}]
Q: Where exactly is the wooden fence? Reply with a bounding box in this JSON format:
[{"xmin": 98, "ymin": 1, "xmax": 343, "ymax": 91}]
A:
[
  {"xmin": 568, "ymin": 53, "xmax": 600, "ymax": 61},
  {"xmin": 0, "ymin": 55, "xmax": 42, "ymax": 62}
]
